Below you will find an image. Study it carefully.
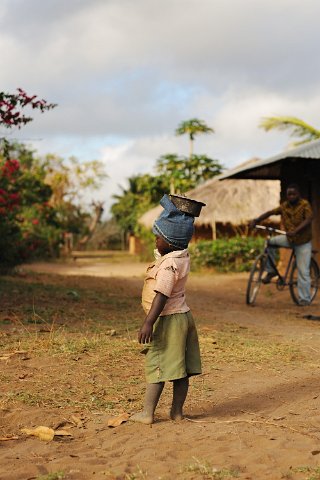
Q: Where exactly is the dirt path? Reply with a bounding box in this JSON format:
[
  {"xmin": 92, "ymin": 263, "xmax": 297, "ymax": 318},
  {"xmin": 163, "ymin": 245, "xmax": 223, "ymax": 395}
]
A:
[
  {"xmin": 1, "ymin": 261, "xmax": 320, "ymax": 480},
  {"xmin": 22, "ymin": 253, "xmax": 149, "ymax": 278}
]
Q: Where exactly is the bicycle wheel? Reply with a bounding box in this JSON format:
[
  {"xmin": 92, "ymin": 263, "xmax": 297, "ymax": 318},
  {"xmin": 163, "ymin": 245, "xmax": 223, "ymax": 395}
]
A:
[
  {"xmin": 246, "ymin": 254, "xmax": 266, "ymax": 305},
  {"xmin": 289, "ymin": 258, "xmax": 320, "ymax": 305}
]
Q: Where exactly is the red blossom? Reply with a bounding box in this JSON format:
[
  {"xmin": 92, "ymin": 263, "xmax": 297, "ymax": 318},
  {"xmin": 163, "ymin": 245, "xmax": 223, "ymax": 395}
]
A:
[
  {"xmin": 1, "ymin": 159, "xmax": 20, "ymax": 178},
  {"xmin": 9, "ymin": 192, "xmax": 19, "ymax": 203},
  {"xmin": 0, "ymin": 88, "xmax": 57, "ymax": 129}
]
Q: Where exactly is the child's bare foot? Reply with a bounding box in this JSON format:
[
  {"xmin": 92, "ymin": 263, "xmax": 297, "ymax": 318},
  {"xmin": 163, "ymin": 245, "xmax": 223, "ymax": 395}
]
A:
[
  {"xmin": 130, "ymin": 411, "xmax": 154, "ymax": 425},
  {"xmin": 170, "ymin": 408, "xmax": 184, "ymax": 421}
]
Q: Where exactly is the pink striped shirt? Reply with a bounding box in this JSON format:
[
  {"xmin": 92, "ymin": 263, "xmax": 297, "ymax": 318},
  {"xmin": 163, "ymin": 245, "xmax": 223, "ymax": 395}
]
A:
[{"xmin": 141, "ymin": 249, "xmax": 190, "ymax": 316}]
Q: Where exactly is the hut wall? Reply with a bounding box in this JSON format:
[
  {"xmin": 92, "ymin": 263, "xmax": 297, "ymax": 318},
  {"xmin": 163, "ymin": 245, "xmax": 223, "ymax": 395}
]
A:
[
  {"xmin": 192, "ymin": 223, "xmax": 244, "ymax": 242},
  {"xmin": 193, "ymin": 225, "xmax": 213, "ymax": 241},
  {"xmin": 129, "ymin": 235, "xmax": 143, "ymax": 255}
]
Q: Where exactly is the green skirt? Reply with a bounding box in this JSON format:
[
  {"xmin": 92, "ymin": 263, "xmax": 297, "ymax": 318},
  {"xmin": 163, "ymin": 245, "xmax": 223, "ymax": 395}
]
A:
[{"xmin": 143, "ymin": 310, "xmax": 202, "ymax": 383}]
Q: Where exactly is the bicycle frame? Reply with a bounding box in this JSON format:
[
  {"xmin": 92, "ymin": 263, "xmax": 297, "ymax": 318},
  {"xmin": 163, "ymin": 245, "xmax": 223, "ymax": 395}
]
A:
[
  {"xmin": 255, "ymin": 225, "xmax": 294, "ymax": 286},
  {"xmin": 264, "ymin": 243, "xmax": 295, "ymax": 287}
]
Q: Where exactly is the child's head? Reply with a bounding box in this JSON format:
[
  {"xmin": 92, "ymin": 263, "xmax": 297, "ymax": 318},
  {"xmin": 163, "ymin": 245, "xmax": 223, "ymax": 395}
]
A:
[
  {"xmin": 152, "ymin": 195, "xmax": 195, "ymax": 251},
  {"xmin": 155, "ymin": 235, "xmax": 176, "ymax": 256}
]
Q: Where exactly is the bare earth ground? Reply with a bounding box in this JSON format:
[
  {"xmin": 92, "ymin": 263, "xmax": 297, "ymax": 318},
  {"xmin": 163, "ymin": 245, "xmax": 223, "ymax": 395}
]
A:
[{"xmin": 1, "ymin": 253, "xmax": 320, "ymax": 480}]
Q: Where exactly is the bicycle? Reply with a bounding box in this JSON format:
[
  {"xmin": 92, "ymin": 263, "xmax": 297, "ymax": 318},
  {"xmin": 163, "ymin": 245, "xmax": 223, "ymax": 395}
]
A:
[{"xmin": 246, "ymin": 225, "xmax": 320, "ymax": 305}]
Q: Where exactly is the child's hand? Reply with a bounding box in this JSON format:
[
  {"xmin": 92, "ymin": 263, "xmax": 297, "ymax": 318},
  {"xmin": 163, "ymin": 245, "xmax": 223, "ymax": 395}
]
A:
[
  {"xmin": 138, "ymin": 292, "xmax": 168, "ymax": 344},
  {"xmin": 138, "ymin": 321, "xmax": 153, "ymax": 344}
]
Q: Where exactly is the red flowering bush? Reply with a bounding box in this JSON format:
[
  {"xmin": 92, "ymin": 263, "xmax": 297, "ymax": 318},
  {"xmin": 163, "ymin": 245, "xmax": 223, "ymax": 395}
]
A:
[
  {"xmin": 0, "ymin": 148, "xmax": 62, "ymax": 270},
  {"xmin": 0, "ymin": 90, "xmax": 57, "ymax": 270},
  {"xmin": 0, "ymin": 158, "xmax": 21, "ymax": 218}
]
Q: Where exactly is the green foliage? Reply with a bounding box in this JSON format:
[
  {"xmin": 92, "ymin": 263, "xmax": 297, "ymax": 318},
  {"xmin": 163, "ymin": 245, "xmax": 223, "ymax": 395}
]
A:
[
  {"xmin": 190, "ymin": 237, "xmax": 265, "ymax": 272},
  {"xmin": 0, "ymin": 142, "xmax": 61, "ymax": 270},
  {"xmin": 111, "ymin": 174, "xmax": 167, "ymax": 233},
  {"xmin": 156, "ymin": 153, "xmax": 223, "ymax": 194},
  {"xmin": 44, "ymin": 154, "xmax": 107, "ymax": 206},
  {"xmin": 175, "ymin": 118, "xmax": 214, "ymax": 141},
  {"xmin": 0, "ymin": 219, "xmax": 22, "ymax": 272},
  {"xmin": 259, "ymin": 116, "xmax": 320, "ymax": 146},
  {"xmin": 135, "ymin": 224, "xmax": 155, "ymax": 261}
]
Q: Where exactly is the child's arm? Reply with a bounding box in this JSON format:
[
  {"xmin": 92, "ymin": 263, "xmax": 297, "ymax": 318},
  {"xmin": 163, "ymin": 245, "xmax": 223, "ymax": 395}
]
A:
[{"xmin": 138, "ymin": 292, "xmax": 168, "ymax": 344}]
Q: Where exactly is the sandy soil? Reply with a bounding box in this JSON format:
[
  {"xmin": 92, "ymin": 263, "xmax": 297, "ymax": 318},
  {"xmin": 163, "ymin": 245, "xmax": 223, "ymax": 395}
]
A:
[
  {"xmin": 22, "ymin": 255, "xmax": 149, "ymax": 278},
  {"xmin": 1, "ymin": 258, "xmax": 320, "ymax": 480}
]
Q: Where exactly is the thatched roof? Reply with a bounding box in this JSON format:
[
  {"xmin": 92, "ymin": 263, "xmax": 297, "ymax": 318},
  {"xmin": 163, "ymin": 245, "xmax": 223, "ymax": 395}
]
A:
[{"xmin": 139, "ymin": 176, "xmax": 280, "ymax": 228}]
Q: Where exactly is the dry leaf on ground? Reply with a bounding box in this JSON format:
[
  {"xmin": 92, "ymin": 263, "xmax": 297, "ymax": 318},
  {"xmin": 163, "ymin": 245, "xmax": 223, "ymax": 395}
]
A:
[
  {"xmin": 21, "ymin": 426, "xmax": 55, "ymax": 442},
  {"xmin": 21, "ymin": 426, "xmax": 73, "ymax": 441},
  {"xmin": 70, "ymin": 415, "xmax": 85, "ymax": 428},
  {"xmin": 107, "ymin": 413, "xmax": 130, "ymax": 428}
]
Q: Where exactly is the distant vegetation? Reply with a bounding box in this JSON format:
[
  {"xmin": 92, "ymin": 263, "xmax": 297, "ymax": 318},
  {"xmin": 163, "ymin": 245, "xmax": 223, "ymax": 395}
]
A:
[
  {"xmin": 190, "ymin": 237, "xmax": 265, "ymax": 272},
  {"xmin": 0, "ymin": 88, "xmax": 107, "ymax": 270}
]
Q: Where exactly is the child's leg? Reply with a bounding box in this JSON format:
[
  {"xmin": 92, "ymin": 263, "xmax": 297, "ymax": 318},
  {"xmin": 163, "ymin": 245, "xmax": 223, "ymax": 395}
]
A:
[
  {"xmin": 130, "ymin": 382, "xmax": 164, "ymax": 424},
  {"xmin": 170, "ymin": 376, "xmax": 189, "ymax": 421}
]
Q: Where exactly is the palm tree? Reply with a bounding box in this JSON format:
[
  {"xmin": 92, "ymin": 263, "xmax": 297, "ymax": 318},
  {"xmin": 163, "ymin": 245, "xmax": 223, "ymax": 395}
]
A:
[
  {"xmin": 259, "ymin": 116, "xmax": 320, "ymax": 146},
  {"xmin": 175, "ymin": 118, "xmax": 214, "ymax": 158}
]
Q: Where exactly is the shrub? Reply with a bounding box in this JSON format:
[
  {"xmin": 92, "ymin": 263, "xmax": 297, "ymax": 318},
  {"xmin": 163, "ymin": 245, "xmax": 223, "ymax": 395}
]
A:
[
  {"xmin": 135, "ymin": 225, "xmax": 155, "ymax": 261},
  {"xmin": 190, "ymin": 236, "xmax": 265, "ymax": 272}
]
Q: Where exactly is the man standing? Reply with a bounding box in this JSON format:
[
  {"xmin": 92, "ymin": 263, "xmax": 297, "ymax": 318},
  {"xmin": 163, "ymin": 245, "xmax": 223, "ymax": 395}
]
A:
[{"xmin": 251, "ymin": 184, "xmax": 313, "ymax": 306}]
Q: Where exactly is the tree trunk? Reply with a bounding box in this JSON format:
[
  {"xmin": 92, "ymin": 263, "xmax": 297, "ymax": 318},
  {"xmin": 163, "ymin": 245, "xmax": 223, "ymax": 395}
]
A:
[
  {"xmin": 170, "ymin": 176, "xmax": 175, "ymax": 195},
  {"xmin": 77, "ymin": 202, "xmax": 104, "ymax": 250},
  {"xmin": 189, "ymin": 137, "xmax": 194, "ymax": 160}
]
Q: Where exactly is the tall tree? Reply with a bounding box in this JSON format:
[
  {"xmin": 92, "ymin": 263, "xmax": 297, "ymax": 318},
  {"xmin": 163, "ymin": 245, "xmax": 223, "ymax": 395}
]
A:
[
  {"xmin": 175, "ymin": 118, "xmax": 214, "ymax": 158},
  {"xmin": 43, "ymin": 154, "xmax": 108, "ymax": 249},
  {"xmin": 44, "ymin": 154, "xmax": 107, "ymax": 207},
  {"xmin": 77, "ymin": 201, "xmax": 104, "ymax": 250},
  {"xmin": 259, "ymin": 116, "xmax": 320, "ymax": 146}
]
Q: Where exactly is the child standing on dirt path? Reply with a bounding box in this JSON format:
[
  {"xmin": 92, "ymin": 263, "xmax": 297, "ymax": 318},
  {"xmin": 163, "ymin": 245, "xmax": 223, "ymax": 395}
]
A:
[{"xmin": 130, "ymin": 194, "xmax": 203, "ymax": 425}]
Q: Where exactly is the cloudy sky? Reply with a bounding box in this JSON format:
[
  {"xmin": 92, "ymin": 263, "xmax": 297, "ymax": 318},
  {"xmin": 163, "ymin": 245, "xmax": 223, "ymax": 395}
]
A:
[{"xmin": 1, "ymin": 0, "xmax": 320, "ymax": 215}]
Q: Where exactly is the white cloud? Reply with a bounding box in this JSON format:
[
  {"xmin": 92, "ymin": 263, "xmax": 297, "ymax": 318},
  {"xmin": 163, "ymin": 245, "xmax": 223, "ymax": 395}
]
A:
[{"xmin": 1, "ymin": 0, "xmax": 320, "ymax": 215}]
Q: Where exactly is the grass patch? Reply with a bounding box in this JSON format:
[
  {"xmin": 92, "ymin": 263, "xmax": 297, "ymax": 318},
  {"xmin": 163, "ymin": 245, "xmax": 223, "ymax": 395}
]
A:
[
  {"xmin": 199, "ymin": 324, "xmax": 302, "ymax": 368},
  {"xmin": 290, "ymin": 466, "xmax": 320, "ymax": 480},
  {"xmin": 35, "ymin": 472, "xmax": 65, "ymax": 480},
  {"xmin": 181, "ymin": 458, "xmax": 240, "ymax": 479},
  {"xmin": 125, "ymin": 467, "xmax": 148, "ymax": 479}
]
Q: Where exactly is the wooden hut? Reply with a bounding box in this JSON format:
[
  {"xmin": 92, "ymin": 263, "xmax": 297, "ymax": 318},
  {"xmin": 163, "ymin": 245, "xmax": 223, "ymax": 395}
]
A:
[
  {"xmin": 139, "ymin": 176, "xmax": 280, "ymax": 243},
  {"xmin": 219, "ymin": 138, "xmax": 320, "ymax": 263}
]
